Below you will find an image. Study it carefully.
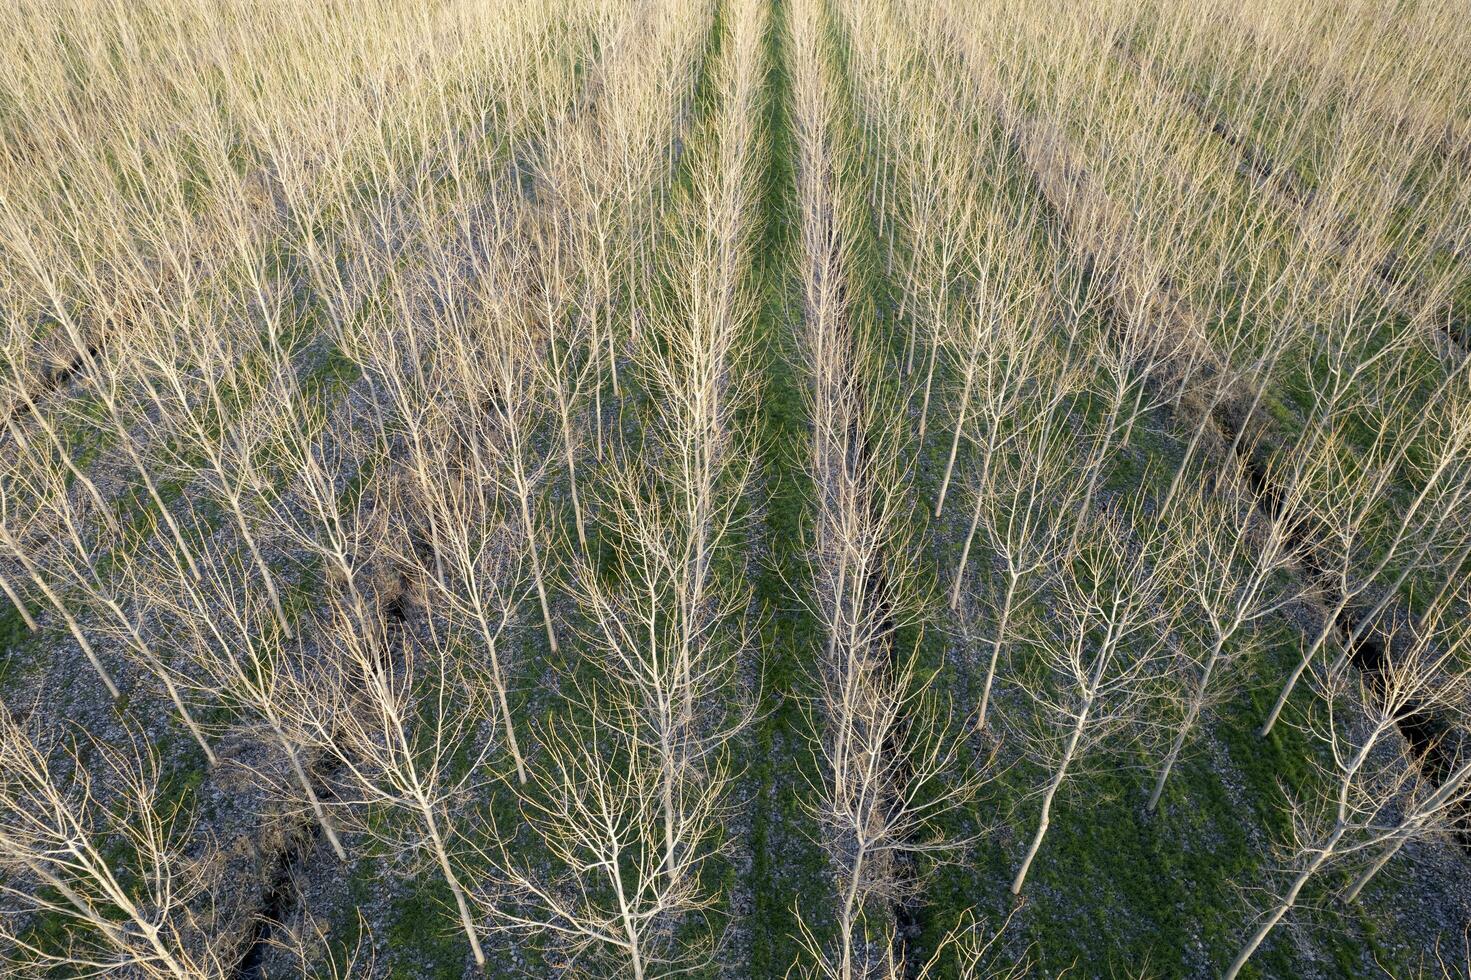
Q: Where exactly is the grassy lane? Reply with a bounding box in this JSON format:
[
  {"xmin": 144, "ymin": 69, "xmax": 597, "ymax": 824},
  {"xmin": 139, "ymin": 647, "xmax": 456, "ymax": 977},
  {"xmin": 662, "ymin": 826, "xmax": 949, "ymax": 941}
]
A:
[{"xmin": 736, "ymin": 0, "xmax": 832, "ymax": 972}]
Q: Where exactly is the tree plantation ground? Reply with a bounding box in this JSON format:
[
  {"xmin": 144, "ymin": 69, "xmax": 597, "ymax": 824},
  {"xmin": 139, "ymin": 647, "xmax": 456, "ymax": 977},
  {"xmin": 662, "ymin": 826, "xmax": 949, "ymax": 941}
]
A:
[{"xmin": 2, "ymin": 0, "xmax": 1470, "ymax": 976}]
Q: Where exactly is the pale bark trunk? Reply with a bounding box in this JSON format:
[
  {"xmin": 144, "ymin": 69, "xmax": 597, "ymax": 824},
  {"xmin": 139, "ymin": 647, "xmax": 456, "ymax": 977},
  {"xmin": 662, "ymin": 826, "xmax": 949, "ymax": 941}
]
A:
[
  {"xmin": 0, "ymin": 570, "xmax": 38, "ymax": 631},
  {"xmin": 425, "ymin": 807, "xmax": 485, "ymax": 967},
  {"xmin": 116, "ymin": 427, "xmax": 200, "ymax": 582},
  {"xmin": 280, "ymin": 732, "xmax": 347, "ymax": 861},
  {"xmin": 495, "ymin": 682, "xmax": 526, "ymax": 785},
  {"xmin": 839, "ymin": 844, "xmax": 866, "ymax": 980},
  {"xmin": 518, "ymin": 488, "xmax": 558, "ymax": 654},
  {"xmin": 935, "ymin": 371, "xmax": 973, "ymax": 517},
  {"xmin": 609, "ymin": 860, "xmax": 645, "ymax": 980},
  {"xmin": 61, "ymin": 605, "xmax": 118, "ymax": 699},
  {"xmin": 1342, "ymin": 760, "xmax": 1471, "ymax": 903},
  {"xmin": 951, "ymin": 484, "xmax": 986, "ymax": 609},
  {"xmin": 1261, "ymin": 593, "xmax": 1347, "ymax": 737},
  {"xmin": 112, "ymin": 600, "xmax": 216, "ymax": 766},
  {"xmin": 1149, "ymin": 641, "xmax": 1223, "ymax": 811},
  {"xmin": 138, "ymin": 923, "xmax": 192, "ymax": 980},
  {"xmin": 605, "ymin": 272, "xmax": 621, "ymax": 397},
  {"xmin": 9, "ymin": 392, "xmax": 113, "ymax": 530},
  {"xmin": 661, "ymin": 726, "xmax": 677, "ymax": 879},
  {"xmin": 1012, "ymin": 708, "xmax": 1085, "ymax": 894},
  {"xmin": 976, "ymin": 574, "xmax": 1016, "ymax": 730},
  {"xmin": 1159, "ymin": 406, "xmax": 1214, "ymax": 516},
  {"xmin": 1224, "ymin": 824, "xmax": 1344, "ymax": 980},
  {"xmin": 559, "ymin": 408, "xmax": 588, "ymax": 553},
  {"xmin": 916, "ymin": 339, "xmax": 940, "ymax": 445},
  {"xmin": 1341, "ymin": 834, "xmax": 1405, "ymax": 906},
  {"xmin": 3, "ymin": 534, "xmax": 118, "ymax": 697},
  {"xmin": 232, "ymin": 505, "xmax": 291, "ymax": 639}
]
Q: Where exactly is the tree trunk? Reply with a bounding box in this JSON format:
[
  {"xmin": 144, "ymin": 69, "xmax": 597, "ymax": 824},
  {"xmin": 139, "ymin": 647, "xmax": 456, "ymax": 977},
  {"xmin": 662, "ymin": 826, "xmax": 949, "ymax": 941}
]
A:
[
  {"xmin": 976, "ymin": 575, "xmax": 1016, "ymax": 730},
  {"xmin": 935, "ymin": 372, "xmax": 973, "ymax": 517},
  {"xmin": 425, "ymin": 807, "xmax": 486, "ymax": 968},
  {"xmin": 560, "ymin": 410, "xmax": 589, "ymax": 553},
  {"xmin": 1012, "ymin": 710, "xmax": 1084, "ymax": 894},
  {"xmin": 1261, "ymin": 594, "xmax": 1346, "ymax": 737},
  {"xmin": 917, "ymin": 338, "xmax": 940, "ymax": 445},
  {"xmin": 495, "ymin": 685, "xmax": 527, "ymax": 786},
  {"xmin": 518, "ymin": 488, "xmax": 559, "ymax": 654},
  {"xmin": 0, "ymin": 570, "xmax": 37, "ymax": 631},
  {"xmin": 117, "ymin": 430, "xmax": 201, "ymax": 582},
  {"xmin": 951, "ymin": 485, "xmax": 986, "ymax": 609},
  {"xmin": 1224, "ymin": 823, "xmax": 1344, "ymax": 980},
  {"xmin": 1148, "ymin": 643, "xmax": 1222, "ymax": 811},
  {"xmin": 280, "ymin": 734, "xmax": 347, "ymax": 862},
  {"xmin": 1343, "ymin": 759, "xmax": 1471, "ymax": 903},
  {"xmin": 233, "ymin": 505, "xmax": 292, "ymax": 639}
]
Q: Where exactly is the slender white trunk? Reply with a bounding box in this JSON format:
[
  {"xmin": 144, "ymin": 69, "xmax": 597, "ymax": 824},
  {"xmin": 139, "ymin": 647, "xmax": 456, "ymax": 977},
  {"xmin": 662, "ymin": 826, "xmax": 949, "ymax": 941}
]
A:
[
  {"xmin": 1012, "ymin": 707, "xmax": 1085, "ymax": 894},
  {"xmin": 605, "ymin": 272, "xmax": 621, "ymax": 397},
  {"xmin": 116, "ymin": 428, "xmax": 200, "ymax": 582},
  {"xmin": 1149, "ymin": 641, "xmax": 1224, "ymax": 811},
  {"xmin": 110, "ymin": 602, "xmax": 217, "ymax": 767},
  {"xmin": 493, "ymin": 671, "xmax": 527, "ymax": 785},
  {"xmin": 160, "ymin": 668, "xmax": 217, "ymax": 767},
  {"xmin": 60, "ymin": 602, "xmax": 118, "ymax": 698},
  {"xmin": 1159, "ymin": 406, "xmax": 1215, "ymax": 516},
  {"xmin": 0, "ymin": 570, "xmax": 38, "ymax": 631},
  {"xmin": 661, "ymin": 722, "xmax": 677, "ymax": 879},
  {"xmin": 517, "ymin": 485, "xmax": 558, "ymax": 654},
  {"xmin": 2, "ymin": 533, "xmax": 118, "ymax": 696},
  {"xmin": 559, "ymin": 409, "xmax": 588, "ymax": 553},
  {"xmin": 976, "ymin": 574, "xmax": 1016, "ymax": 730},
  {"xmin": 916, "ymin": 338, "xmax": 941, "ymax": 445},
  {"xmin": 1068, "ymin": 398, "xmax": 1121, "ymax": 554},
  {"xmin": 593, "ymin": 368, "xmax": 605, "ymax": 461},
  {"xmin": 424, "ymin": 806, "xmax": 485, "ymax": 967},
  {"xmin": 278, "ymin": 729, "xmax": 347, "ymax": 862},
  {"xmin": 609, "ymin": 859, "xmax": 645, "ymax": 980},
  {"xmin": 1224, "ymin": 824, "xmax": 1344, "ymax": 980},
  {"xmin": 1342, "ymin": 834, "xmax": 1405, "ymax": 906},
  {"xmin": 935, "ymin": 370, "xmax": 974, "ymax": 517},
  {"xmin": 231, "ymin": 505, "xmax": 291, "ymax": 639},
  {"xmin": 1342, "ymin": 759, "xmax": 1471, "ymax": 903},
  {"xmin": 136, "ymin": 921, "xmax": 192, "ymax": 980},
  {"xmin": 951, "ymin": 484, "xmax": 987, "ymax": 609},
  {"xmin": 9, "ymin": 391, "xmax": 114, "ymax": 531},
  {"xmin": 839, "ymin": 843, "xmax": 866, "ymax": 980},
  {"xmin": 1261, "ymin": 593, "xmax": 1346, "ymax": 737}
]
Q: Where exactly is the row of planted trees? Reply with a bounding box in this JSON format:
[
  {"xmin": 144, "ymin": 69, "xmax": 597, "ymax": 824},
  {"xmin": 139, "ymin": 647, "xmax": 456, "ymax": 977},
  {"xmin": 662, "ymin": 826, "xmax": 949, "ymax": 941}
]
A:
[
  {"xmin": 1, "ymin": 0, "xmax": 1468, "ymax": 975},
  {"xmin": 834, "ymin": 0, "xmax": 1471, "ymax": 974},
  {"xmin": 0, "ymin": 0, "xmax": 761, "ymax": 974}
]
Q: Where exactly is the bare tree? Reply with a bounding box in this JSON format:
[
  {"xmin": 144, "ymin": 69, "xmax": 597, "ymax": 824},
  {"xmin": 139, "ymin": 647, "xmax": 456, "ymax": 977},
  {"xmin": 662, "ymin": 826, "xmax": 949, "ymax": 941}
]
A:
[
  {"xmin": 396, "ymin": 451, "xmax": 532, "ymax": 784},
  {"xmin": 1149, "ymin": 482, "xmax": 1304, "ymax": 810},
  {"xmin": 1258, "ymin": 331, "xmax": 1431, "ymax": 736},
  {"xmin": 0, "ymin": 707, "xmax": 224, "ymax": 979},
  {"xmin": 0, "ymin": 444, "xmax": 121, "ymax": 698},
  {"xmin": 1008, "ymin": 505, "xmax": 1179, "ymax": 894},
  {"xmin": 127, "ymin": 307, "xmax": 300, "ymax": 638},
  {"xmin": 930, "ymin": 228, "xmax": 1051, "ymax": 519},
  {"xmin": 471, "ymin": 698, "xmax": 726, "ymax": 979},
  {"xmin": 792, "ymin": 905, "xmax": 1032, "ymax": 980},
  {"xmin": 441, "ymin": 256, "xmax": 562, "ymax": 655},
  {"xmin": 1226, "ymin": 592, "xmax": 1471, "ymax": 978},
  {"xmin": 954, "ymin": 416, "xmax": 1077, "ymax": 730},
  {"xmin": 143, "ymin": 543, "xmax": 346, "ymax": 862},
  {"xmin": 300, "ymin": 600, "xmax": 499, "ymax": 969}
]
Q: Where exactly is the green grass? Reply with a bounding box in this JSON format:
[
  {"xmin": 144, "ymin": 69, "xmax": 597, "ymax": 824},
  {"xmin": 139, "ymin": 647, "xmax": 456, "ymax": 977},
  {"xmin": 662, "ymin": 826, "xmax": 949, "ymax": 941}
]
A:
[
  {"xmin": 738, "ymin": 0, "xmax": 835, "ymax": 973},
  {"xmin": 4, "ymin": 2, "xmax": 1467, "ymax": 977}
]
